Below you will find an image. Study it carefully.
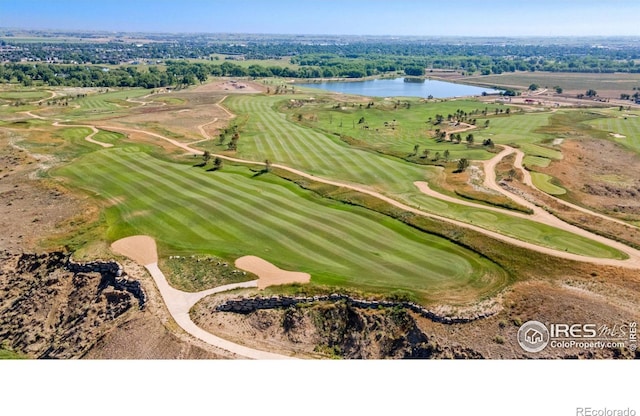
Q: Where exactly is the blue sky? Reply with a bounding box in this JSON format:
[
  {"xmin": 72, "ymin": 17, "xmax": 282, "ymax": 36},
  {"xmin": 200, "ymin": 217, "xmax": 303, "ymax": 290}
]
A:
[{"xmin": 1, "ymin": 0, "xmax": 639, "ymax": 36}]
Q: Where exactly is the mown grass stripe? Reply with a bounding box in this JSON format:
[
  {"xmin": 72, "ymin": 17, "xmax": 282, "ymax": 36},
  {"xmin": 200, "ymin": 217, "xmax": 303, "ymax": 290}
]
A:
[
  {"xmin": 103, "ymin": 151, "xmax": 352, "ymax": 267},
  {"xmin": 102, "ymin": 150, "xmax": 480, "ymax": 280}
]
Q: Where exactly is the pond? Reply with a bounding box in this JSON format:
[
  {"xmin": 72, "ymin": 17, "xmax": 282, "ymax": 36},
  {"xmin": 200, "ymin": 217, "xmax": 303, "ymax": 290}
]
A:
[{"xmin": 297, "ymin": 77, "xmax": 501, "ymax": 98}]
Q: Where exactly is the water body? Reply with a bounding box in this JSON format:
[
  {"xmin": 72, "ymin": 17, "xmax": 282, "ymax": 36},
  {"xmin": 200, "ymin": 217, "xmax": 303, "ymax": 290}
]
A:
[{"xmin": 297, "ymin": 77, "xmax": 501, "ymax": 98}]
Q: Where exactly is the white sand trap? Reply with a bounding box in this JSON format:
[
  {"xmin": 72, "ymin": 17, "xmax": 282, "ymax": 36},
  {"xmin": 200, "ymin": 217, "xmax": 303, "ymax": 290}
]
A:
[
  {"xmin": 552, "ymin": 138, "xmax": 564, "ymax": 145},
  {"xmin": 235, "ymin": 256, "xmax": 310, "ymax": 289},
  {"xmin": 111, "ymin": 235, "xmax": 158, "ymax": 265},
  {"xmin": 610, "ymin": 133, "xmax": 626, "ymax": 139}
]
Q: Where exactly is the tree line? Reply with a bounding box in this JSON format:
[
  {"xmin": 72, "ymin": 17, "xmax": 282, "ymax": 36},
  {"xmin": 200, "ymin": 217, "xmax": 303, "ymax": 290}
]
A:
[{"xmin": 3, "ymin": 37, "xmax": 640, "ymax": 80}]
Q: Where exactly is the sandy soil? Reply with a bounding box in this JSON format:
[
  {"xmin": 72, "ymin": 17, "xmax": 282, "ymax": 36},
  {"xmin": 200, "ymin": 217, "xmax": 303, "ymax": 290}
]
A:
[
  {"xmin": 0, "ymin": 130, "xmax": 87, "ymax": 251},
  {"xmin": 110, "ymin": 235, "xmax": 158, "ymax": 265},
  {"xmin": 235, "ymin": 255, "xmax": 311, "ymax": 289},
  {"xmin": 193, "ymin": 80, "xmax": 267, "ymax": 94}
]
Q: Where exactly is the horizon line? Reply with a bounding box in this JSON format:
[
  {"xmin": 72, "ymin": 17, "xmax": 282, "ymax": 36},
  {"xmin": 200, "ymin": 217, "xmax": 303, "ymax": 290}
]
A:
[{"xmin": 2, "ymin": 27, "xmax": 640, "ymax": 40}]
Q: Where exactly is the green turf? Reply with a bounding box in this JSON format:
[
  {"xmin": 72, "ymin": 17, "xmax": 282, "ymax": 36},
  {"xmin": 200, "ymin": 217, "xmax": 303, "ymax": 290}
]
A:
[
  {"xmin": 55, "ymin": 147, "xmax": 510, "ymax": 302},
  {"xmin": 60, "ymin": 89, "xmax": 150, "ymax": 120},
  {"xmin": 219, "ymin": 94, "xmax": 624, "ymax": 259},
  {"xmin": 282, "ymin": 96, "xmax": 505, "ymax": 160},
  {"xmin": 519, "ymin": 143, "xmax": 563, "ymax": 160},
  {"xmin": 0, "ymin": 90, "xmax": 50, "ymax": 101},
  {"xmin": 93, "ymin": 129, "xmax": 126, "ymax": 145},
  {"xmin": 480, "ymin": 112, "xmax": 552, "ymax": 145},
  {"xmin": 523, "ymin": 155, "xmax": 551, "ymax": 168},
  {"xmin": 0, "ymin": 348, "xmax": 27, "ymax": 359},
  {"xmin": 530, "ymin": 171, "xmax": 567, "ymax": 195},
  {"xmin": 588, "ymin": 112, "xmax": 640, "ymax": 155}
]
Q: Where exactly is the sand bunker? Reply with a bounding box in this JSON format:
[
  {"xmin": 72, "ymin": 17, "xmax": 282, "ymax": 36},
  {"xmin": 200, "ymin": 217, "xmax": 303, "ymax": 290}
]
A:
[
  {"xmin": 235, "ymin": 256, "xmax": 310, "ymax": 289},
  {"xmin": 111, "ymin": 235, "xmax": 158, "ymax": 265},
  {"xmin": 610, "ymin": 133, "xmax": 626, "ymax": 139}
]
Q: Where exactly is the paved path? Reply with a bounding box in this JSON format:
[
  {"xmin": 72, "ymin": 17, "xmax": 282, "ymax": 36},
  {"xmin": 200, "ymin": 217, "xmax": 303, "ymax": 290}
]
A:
[
  {"xmin": 110, "ymin": 235, "xmax": 294, "ymax": 359},
  {"xmin": 508, "ymin": 146, "xmax": 638, "ymax": 229},
  {"xmin": 143, "ymin": 262, "xmax": 293, "ymax": 359},
  {"xmin": 96, "ymin": 102, "xmax": 640, "ymax": 270},
  {"xmin": 15, "ymin": 90, "xmax": 640, "ymax": 357}
]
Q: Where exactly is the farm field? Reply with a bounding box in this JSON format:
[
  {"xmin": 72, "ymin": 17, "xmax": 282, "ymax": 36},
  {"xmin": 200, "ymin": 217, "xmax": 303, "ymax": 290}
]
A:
[{"xmin": 462, "ymin": 71, "xmax": 640, "ymax": 97}]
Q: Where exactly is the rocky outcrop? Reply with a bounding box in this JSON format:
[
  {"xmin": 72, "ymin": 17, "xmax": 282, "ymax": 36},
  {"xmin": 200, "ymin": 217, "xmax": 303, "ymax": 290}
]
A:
[
  {"xmin": 197, "ymin": 298, "xmax": 485, "ymax": 359},
  {"xmin": 216, "ymin": 294, "xmax": 497, "ymax": 324},
  {"xmin": 65, "ymin": 256, "xmax": 146, "ymax": 310},
  {"xmin": 0, "ymin": 250, "xmax": 145, "ymax": 358}
]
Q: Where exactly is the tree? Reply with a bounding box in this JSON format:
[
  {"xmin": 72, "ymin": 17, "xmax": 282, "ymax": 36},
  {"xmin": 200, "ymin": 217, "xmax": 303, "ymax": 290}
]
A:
[
  {"xmin": 528, "ymin": 83, "xmax": 539, "ymax": 91},
  {"xmin": 213, "ymin": 157, "xmax": 223, "ymax": 170},
  {"xmin": 586, "ymin": 89, "xmax": 597, "ymax": 97},
  {"xmin": 264, "ymin": 159, "xmax": 272, "ymax": 172},
  {"xmin": 554, "ymin": 86, "xmax": 563, "ymax": 94},
  {"xmin": 228, "ymin": 132, "xmax": 239, "ymax": 151},
  {"xmin": 410, "ymin": 144, "xmax": 420, "ymax": 157},
  {"xmin": 456, "ymin": 158, "xmax": 470, "ymax": 172},
  {"xmin": 484, "ymin": 120, "xmax": 490, "ymax": 128},
  {"xmin": 420, "ymin": 149, "xmax": 430, "ymax": 159},
  {"xmin": 202, "ymin": 150, "xmax": 211, "ymax": 164},
  {"xmin": 466, "ymin": 134, "xmax": 474, "ymax": 144},
  {"xmin": 443, "ymin": 149, "xmax": 450, "ymax": 161}
]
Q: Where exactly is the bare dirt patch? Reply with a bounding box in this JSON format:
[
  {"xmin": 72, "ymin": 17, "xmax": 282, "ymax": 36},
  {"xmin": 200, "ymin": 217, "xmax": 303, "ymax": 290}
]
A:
[
  {"xmin": 540, "ymin": 139, "xmax": 640, "ymax": 221},
  {"xmin": 418, "ymin": 278, "xmax": 639, "ymax": 359},
  {"xmin": 235, "ymin": 255, "xmax": 310, "ymax": 289},
  {"xmin": 111, "ymin": 235, "xmax": 158, "ymax": 266},
  {"xmin": 193, "ymin": 79, "xmax": 267, "ymax": 94},
  {"xmin": 0, "ymin": 131, "xmax": 87, "ymax": 252}
]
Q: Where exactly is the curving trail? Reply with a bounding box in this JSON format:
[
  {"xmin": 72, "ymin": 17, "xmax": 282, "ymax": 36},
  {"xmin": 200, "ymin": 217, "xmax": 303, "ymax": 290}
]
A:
[
  {"xmin": 95, "ymin": 103, "xmax": 640, "ymax": 270},
  {"xmin": 52, "ymin": 121, "xmax": 113, "ymax": 148},
  {"xmin": 20, "ymin": 95, "xmax": 640, "ymax": 269},
  {"xmin": 111, "ymin": 235, "xmax": 293, "ymax": 359},
  {"xmin": 481, "ymin": 145, "xmax": 638, "ymax": 230},
  {"xmin": 17, "ymin": 90, "xmax": 640, "ymax": 356},
  {"xmin": 21, "ymin": 111, "xmax": 46, "ymax": 120},
  {"xmin": 414, "ymin": 181, "xmax": 532, "ymax": 220},
  {"xmin": 195, "ymin": 117, "xmax": 218, "ymax": 142},
  {"xmin": 508, "ymin": 146, "xmax": 638, "ymax": 229}
]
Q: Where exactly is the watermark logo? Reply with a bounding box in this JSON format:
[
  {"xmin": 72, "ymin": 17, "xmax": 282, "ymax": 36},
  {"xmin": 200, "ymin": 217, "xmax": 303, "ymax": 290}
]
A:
[
  {"xmin": 517, "ymin": 320, "xmax": 549, "ymax": 352},
  {"xmin": 517, "ymin": 320, "xmax": 637, "ymax": 353}
]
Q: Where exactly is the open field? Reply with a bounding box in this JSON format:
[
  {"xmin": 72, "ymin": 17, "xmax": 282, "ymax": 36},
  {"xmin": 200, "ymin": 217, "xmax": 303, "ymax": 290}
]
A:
[
  {"xmin": 281, "ymin": 94, "xmax": 507, "ymax": 160},
  {"xmin": 0, "ymin": 90, "xmax": 51, "ymax": 101},
  {"xmin": 463, "ymin": 71, "xmax": 640, "ymax": 98}
]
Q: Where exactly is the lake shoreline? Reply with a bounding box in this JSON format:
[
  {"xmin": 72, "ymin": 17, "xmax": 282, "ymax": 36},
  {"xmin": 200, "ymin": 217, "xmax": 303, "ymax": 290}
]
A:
[{"xmin": 293, "ymin": 76, "xmax": 502, "ymax": 98}]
